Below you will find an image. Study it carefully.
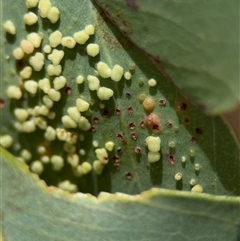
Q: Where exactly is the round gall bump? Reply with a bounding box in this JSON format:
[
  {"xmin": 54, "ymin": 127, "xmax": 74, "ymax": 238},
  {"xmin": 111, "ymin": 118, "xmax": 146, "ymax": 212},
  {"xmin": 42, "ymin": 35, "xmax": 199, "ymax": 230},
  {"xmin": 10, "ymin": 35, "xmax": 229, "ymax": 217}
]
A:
[
  {"xmin": 61, "ymin": 36, "xmax": 76, "ymax": 49},
  {"xmin": 148, "ymin": 78, "xmax": 157, "ymax": 87},
  {"xmin": 191, "ymin": 184, "xmax": 203, "ymax": 193},
  {"xmin": 111, "ymin": 65, "xmax": 124, "ymax": 82},
  {"xmin": 96, "ymin": 61, "xmax": 112, "ymax": 78},
  {"xmin": 87, "ymin": 75, "xmax": 100, "ymax": 90},
  {"xmin": 20, "ymin": 66, "xmax": 32, "ymax": 79},
  {"xmin": 181, "ymin": 156, "xmax": 186, "ymax": 163},
  {"xmin": 62, "ymin": 115, "xmax": 77, "ymax": 129},
  {"xmin": 97, "ymin": 87, "xmax": 114, "ymax": 100},
  {"xmin": 29, "ymin": 52, "xmax": 44, "ymax": 71},
  {"xmin": 3, "ymin": 20, "xmax": 16, "ymax": 35},
  {"xmin": 76, "ymin": 75, "xmax": 84, "ymax": 84},
  {"xmin": 51, "ymin": 155, "xmax": 64, "ymax": 171},
  {"xmin": 93, "ymin": 160, "xmax": 104, "ymax": 175},
  {"xmin": 105, "ymin": 141, "xmax": 115, "ymax": 151},
  {"xmin": 43, "ymin": 44, "xmax": 52, "ymax": 53},
  {"xmin": 143, "ymin": 97, "xmax": 155, "ymax": 112},
  {"xmin": 174, "ymin": 172, "xmax": 182, "ymax": 181},
  {"xmin": 26, "ymin": 0, "xmax": 39, "ymax": 8},
  {"xmin": 27, "ymin": 33, "xmax": 42, "ymax": 48},
  {"xmin": 47, "ymin": 7, "xmax": 60, "ymax": 24},
  {"xmin": 67, "ymin": 154, "xmax": 79, "ymax": 167},
  {"xmin": 194, "ymin": 163, "xmax": 201, "ymax": 171},
  {"xmin": 58, "ymin": 180, "xmax": 78, "ymax": 193},
  {"xmin": 73, "ymin": 30, "xmax": 89, "ymax": 45},
  {"xmin": 95, "ymin": 148, "xmax": 108, "ymax": 164},
  {"xmin": 53, "ymin": 76, "xmax": 66, "ymax": 90},
  {"xmin": 189, "ymin": 178, "xmax": 196, "ymax": 186},
  {"xmin": 148, "ymin": 151, "xmax": 161, "ymax": 163},
  {"xmin": 24, "ymin": 80, "xmax": 38, "ymax": 95},
  {"xmin": 67, "ymin": 107, "xmax": 81, "ymax": 122},
  {"xmin": 30, "ymin": 161, "xmax": 44, "ymax": 175},
  {"xmin": 76, "ymin": 98, "xmax": 90, "ymax": 112},
  {"xmin": 84, "ymin": 24, "xmax": 95, "ymax": 35},
  {"xmin": 7, "ymin": 86, "xmax": 22, "ymax": 99},
  {"xmin": 47, "ymin": 64, "xmax": 62, "ymax": 76},
  {"xmin": 48, "ymin": 49, "xmax": 64, "ymax": 65},
  {"xmin": 168, "ymin": 141, "xmax": 176, "ymax": 148},
  {"xmin": 38, "ymin": 0, "xmax": 52, "ymax": 18},
  {"xmin": 0, "ymin": 135, "xmax": 13, "ymax": 148},
  {"xmin": 14, "ymin": 108, "xmax": 29, "ymax": 122},
  {"xmin": 23, "ymin": 12, "xmax": 38, "ymax": 25},
  {"xmin": 124, "ymin": 71, "xmax": 132, "ymax": 80},
  {"xmin": 78, "ymin": 116, "xmax": 91, "ymax": 131},
  {"xmin": 44, "ymin": 126, "xmax": 56, "ymax": 141},
  {"xmin": 48, "ymin": 88, "xmax": 61, "ymax": 102},
  {"xmin": 13, "ymin": 47, "xmax": 24, "ymax": 60},
  {"xmin": 189, "ymin": 149, "xmax": 195, "ymax": 157},
  {"xmin": 20, "ymin": 149, "xmax": 32, "ymax": 161},
  {"xmin": 39, "ymin": 78, "xmax": 51, "ymax": 94},
  {"xmin": 20, "ymin": 40, "xmax": 34, "ymax": 54},
  {"xmin": 81, "ymin": 162, "xmax": 92, "ymax": 174},
  {"xmin": 49, "ymin": 30, "xmax": 62, "ymax": 47},
  {"xmin": 86, "ymin": 44, "xmax": 99, "ymax": 57},
  {"xmin": 145, "ymin": 136, "xmax": 161, "ymax": 152}
]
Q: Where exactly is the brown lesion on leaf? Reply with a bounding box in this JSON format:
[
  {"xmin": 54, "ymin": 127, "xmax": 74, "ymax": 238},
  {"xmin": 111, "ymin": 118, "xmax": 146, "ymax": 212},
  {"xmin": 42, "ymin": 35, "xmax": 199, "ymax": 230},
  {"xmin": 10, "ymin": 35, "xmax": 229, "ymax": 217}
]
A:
[
  {"xmin": 145, "ymin": 113, "xmax": 162, "ymax": 133},
  {"xmin": 176, "ymin": 99, "xmax": 188, "ymax": 114},
  {"xmin": 0, "ymin": 98, "xmax": 5, "ymax": 109}
]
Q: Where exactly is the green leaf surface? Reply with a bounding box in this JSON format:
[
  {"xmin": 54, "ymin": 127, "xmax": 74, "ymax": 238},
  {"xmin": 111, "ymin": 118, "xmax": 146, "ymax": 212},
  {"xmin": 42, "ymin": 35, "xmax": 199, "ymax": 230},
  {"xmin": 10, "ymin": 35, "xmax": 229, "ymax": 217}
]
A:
[
  {"xmin": 1, "ymin": 0, "xmax": 240, "ymax": 196},
  {"xmin": 95, "ymin": 0, "xmax": 240, "ymax": 114},
  {"xmin": 1, "ymin": 146, "xmax": 240, "ymax": 241}
]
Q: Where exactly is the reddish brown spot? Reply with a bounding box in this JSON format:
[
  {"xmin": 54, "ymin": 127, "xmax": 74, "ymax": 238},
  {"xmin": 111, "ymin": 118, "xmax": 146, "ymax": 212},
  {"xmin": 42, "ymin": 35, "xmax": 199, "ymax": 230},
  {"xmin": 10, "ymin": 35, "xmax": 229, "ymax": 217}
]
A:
[
  {"xmin": 135, "ymin": 146, "xmax": 141, "ymax": 154},
  {"xmin": 117, "ymin": 147, "xmax": 122, "ymax": 153},
  {"xmin": 0, "ymin": 98, "xmax": 5, "ymax": 109},
  {"xmin": 176, "ymin": 100, "xmax": 188, "ymax": 113},
  {"xmin": 191, "ymin": 136, "xmax": 197, "ymax": 144},
  {"xmin": 168, "ymin": 154, "xmax": 175, "ymax": 164},
  {"xmin": 113, "ymin": 155, "xmax": 120, "ymax": 162},
  {"xmin": 183, "ymin": 116, "xmax": 190, "ymax": 124},
  {"xmin": 195, "ymin": 128, "xmax": 203, "ymax": 134},
  {"xmin": 113, "ymin": 163, "xmax": 120, "ymax": 170},
  {"xmin": 140, "ymin": 120, "xmax": 145, "ymax": 128},
  {"xmin": 131, "ymin": 132, "xmax": 137, "ymax": 141},
  {"xmin": 146, "ymin": 164, "xmax": 150, "ymax": 170},
  {"xmin": 127, "ymin": 107, "xmax": 133, "ymax": 115},
  {"xmin": 117, "ymin": 133, "xmax": 124, "ymax": 142},
  {"xmin": 145, "ymin": 113, "xmax": 161, "ymax": 133},
  {"xmin": 129, "ymin": 122, "xmax": 136, "ymax": 130},
  {"xmin": 125, "ymin": 92, "xmax": 131, "ymax": 98},
  {"xmin": 16, "ymin": 59, "xmax": 25, "ymax": 70},
  {"xmin": 91, "ymin": 126, "xmax": 96, "ymax": 132},
  {"xmin": 65, "ymin": 86, "xmax": 72, "ymax": 94},
  {"xmin": 167, "ymin": 121, "xmax": 172, "ymax": 128},
  {"xmin": 125, "ymin": 0, "xmax": 138, "ymax": 11},
  {"xmin": 102, "ymin": 109, "xmax": 109, "ymax": 117},
  {"xmin": 93, "ymin": 117, "xmax": 99, "ymax": 124},
  {"xmin": 159, "ymin": 99, "xmax": 166, "ymax": 106},
  {"xmin": 115, "ymin": 108, "xmax": 121, "ymax": 116},
  {"xmin": 125, "ymin": 171, "xmax": 133, "ymax": 180}
]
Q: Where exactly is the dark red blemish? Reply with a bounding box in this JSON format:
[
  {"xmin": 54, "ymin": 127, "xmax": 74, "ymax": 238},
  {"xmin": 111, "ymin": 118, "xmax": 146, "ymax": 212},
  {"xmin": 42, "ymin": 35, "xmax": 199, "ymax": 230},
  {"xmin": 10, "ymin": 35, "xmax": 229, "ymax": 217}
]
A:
[
  {"xmin": 195, "ymin": 128, "xmax": 203, "ymax": 134},
  {"xmin": 65, "ymin": 86, "xmax": 72, "ymax": 94},
  {"xmin": 125, "ymin": 92, "xmax": 131, "ymax": 98},
  {"xmin": 113, "ymin": 155, "xmax": 120, "ymax": 162},
  {"xmin": 102, "ymin": 109, "xmax": 109, "ymax": 117},
  {"xmin": 191, "ymin": 136, "xmax": 197, "ymax": 144},
  {"xmin": 125, "ymin": 0, "xmax": 138, "ymax": 11},
  {"xmin": 135, "ymin": 146, "xmax": 141, "ymax": 154},
  {"xmin": 93, "ymin": 117, "xmax": 99, "ymax": 124},
  {"xmin": 115, "ymin": 108, "xmax": 121, "ymax": 116},
  {"xmin": 176, "ymin": 100, "xmax": 188, "ymax": 113},
  {"xmin": 91, "ymin": 126, "xmax": 96, "ymax": 132},
  {"xmin": 167, "ymin": 121, "xmax": 172, "ymax": 128},
  {"xmin": 183, "ymin": 116, "xmax": 190, "ymax": 124},
  {"xmin": 125, "ymin": 171, "xmax": 133, "ymax": 180},
  {"xmin": 152, "ymin": 125, "xmax": 160, "ymax": 132},
  {"xmin": 140, "ymin": 120, "xmax": 145, "ymax": 128},
  {"xmin": 168, "ymin": 154, "xmax": 175, "ymax": 165},
  {"xmin": 146, "ymin": 164, "xmax": 150, "ymax": 170},
  {"xmin": 159, "ymin": 99, "xmax": 166, "ymax": 106},
  {"xmin": 113, "ymin": 163, "xmax": 120, "ymax": 170},
  {"xmin": 0, "ymin": 98, "xmax": 5, "ymax": 109},
  {"xmin": 117, "ymin": 147, "xmax": 122, "ymax": 153},
  {"xmin": 117, "ymin": 133, "xmax": 124, "ymax": 142},
  {"xmin": 129, "ymin": 122, "xmax": 136, "ymax": 130},
  {"xmin": 16, "ymin": 59, "xmax": 25, "ymax": 70},
  {"xmin": 131, "ymin": 132, "xmax": 137, "ymax": 141},
  {"xmin": 127, "ymin": 107, "xmax": 133, "ymax": 115}
]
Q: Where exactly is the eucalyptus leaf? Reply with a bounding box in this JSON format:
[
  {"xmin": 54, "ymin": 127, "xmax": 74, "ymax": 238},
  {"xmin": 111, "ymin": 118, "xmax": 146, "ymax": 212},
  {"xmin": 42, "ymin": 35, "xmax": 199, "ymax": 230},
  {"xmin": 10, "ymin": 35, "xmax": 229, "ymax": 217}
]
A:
[
  {"xmin": 1, "ymin": 147, "xmax": 240, "ymax": 241},
  {"xmin": 1, "ymin": 0, "xmax": 240, "ymax": 197},
  {"xmin": 95, "ymin": 0, "xmax": 240, "ymax": 114}
]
